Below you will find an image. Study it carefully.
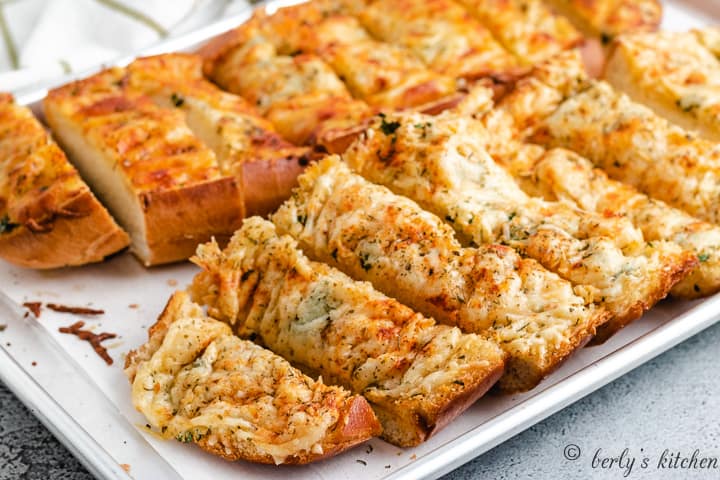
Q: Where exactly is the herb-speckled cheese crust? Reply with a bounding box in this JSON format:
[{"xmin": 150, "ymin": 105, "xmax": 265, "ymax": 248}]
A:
[
  {"xmin": 536, "ymin": 80, "xmax": 720, "ymax": 227},
  {"xmin": 272, "ymin": 156, "xmax": 604, "ymax": 392},
  {"xmin": 605, "ymin": 31, "xmax": 720, "ymax": 143},
  {"xmin": 191, "ymin": 217, "xmax": 506, "ymax": 445},
  {"xmin": 345, "ymin": 113, "xmax": 693, "ymax": 339},
  {"xmin": 259, "ymin": 2, "xmax": 457, "ymax": 109},
  {"xmin": 455, "ymin": 0, "xmax": 582, "ymax": 65},
  {"xmin": 543, "ymin": 0, "xmax": 661, "ymax": 40},
  {"xmin": 200, "ymin": 16, "xmax": 373, "ymax": 148},
  {"xmin": 358, "ymin": 0, "xmax": 517, "ymax": 80},
  {"xmin": 125, "ymin": 292, "xmax": 379, "ymax": 465},
  {"xmin": 495, "ymin": 146, "xmax": 720, "ymax": 299}
]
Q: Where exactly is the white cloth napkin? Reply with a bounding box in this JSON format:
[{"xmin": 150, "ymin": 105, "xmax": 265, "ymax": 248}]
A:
[{"xmin": 0, "ymin": 0, "xmax": 255, "ymax": 94}]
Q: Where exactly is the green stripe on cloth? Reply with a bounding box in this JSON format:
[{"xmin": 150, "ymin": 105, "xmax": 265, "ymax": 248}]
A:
[
  {"xmin": 0, "ymin": 3, "xmax": 18, "ymax": 68},
  {"xmin": 95, "ymin": 0, "xmax": 168, "ymax": 37}
]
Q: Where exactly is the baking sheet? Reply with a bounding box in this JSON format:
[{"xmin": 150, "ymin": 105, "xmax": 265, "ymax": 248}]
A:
[{"xmin": 0, "ymin": 1, "xmax": 718, "ymax": 479}]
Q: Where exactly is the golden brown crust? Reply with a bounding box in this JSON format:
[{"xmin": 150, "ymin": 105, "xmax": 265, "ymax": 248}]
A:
[
  {"xmin": 0, "ymin": 94, "xmax": 129, "ymax": 269},
  {"xmin": 139, "ymin": 177, "xmax": 244, "ymax": 266},
  {"xmin": 0, "ymin": 189, "xmax": 128, "ymax": 269}
]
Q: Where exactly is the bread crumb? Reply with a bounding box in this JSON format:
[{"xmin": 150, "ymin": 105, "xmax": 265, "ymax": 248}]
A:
[
  {"xmin": 410, "ymin": 454, "xmax": 417, "ymax": 460},
  {"xmin": 167, "ymin": 279, "xmax": 178, "ymax": 287},
  {"xmin": 128, "ymin": 304, "xmax": 139, "ymax": 309},
  {"xmin": 120, "ymin": 464, "xmax": 131, "ymax": 473},
  {"xmin": 22, "ymin": 302, "xmax": 42, "ymax": 317},
  {"xmin": 31, "ymin": 361, "xmax": 37, "ymax": 367},
  {"xmin": 0, "ymin": 324, "xmax": 6, "ymax": 331}
]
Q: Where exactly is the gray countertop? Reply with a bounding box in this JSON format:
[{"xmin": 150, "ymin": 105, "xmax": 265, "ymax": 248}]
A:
[{"xmin": 2, "ymin": 321, "xmax": 720, "ymax": 480}]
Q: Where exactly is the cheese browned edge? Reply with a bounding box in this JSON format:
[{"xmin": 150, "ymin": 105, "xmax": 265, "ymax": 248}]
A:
[
  {"xmin": 198, "ymin": 17, "xmax": 374, "ymax": 154},
  {"xmin": 344, "ymin": 112, "xmax": 695, "ymax": 343},
  {"xmin": 532, "ymin": 80, "xmax": 720, "ymax": 227},
  {"xmin": 604, "ymin": 31, "xmax": 720, "ymax": 144},
  {"xmin": 0, "ymin": 93, "xmax": 129, "ymax": 268},
  {"xmin": 190, "ymin": 217, "xmax": 506, "ymax": 446},
  {"xmin": 542, "ymin": 0, "xmax": 662, "ymax": 42},
  {"xmin": 125, "ymin": 291, "xmax": 381, "ymax": 464},
  {"xmin": 125, "ymin": 53, "xmax": 311, "ymax": 217},
  {"xmin": 43, "ymin": 68, "xmax": 245, "ymax": 266},
  {"xmin": 496, "ymin": 145, "xmax": 720, "ymax": 300},
  {"xmin": 272, "ymin": 156, "xmax": 606, "ymax": 392},
  {"xmin": 455, "ymin": 0, "xmax": 583, "ymax": 66},
  {"xmin": 357, "ymin": 0, "xmax": 520, "ymax": 82}
]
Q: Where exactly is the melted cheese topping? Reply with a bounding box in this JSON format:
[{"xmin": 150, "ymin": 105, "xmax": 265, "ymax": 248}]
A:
[
  {"xmin": 544, "ymin": 0, "xmax": 661, "ymax": 39},
  {"xmin": 124, "ymin": 53, "xmax": 307, "ymax": 176},
  {"xmin": 456, "ymin": 0, "xmax": 582, "ymax": 65},
  {"xmin": 345, "ymin": 112, "xmax": 687, "ymax": 321},
  {"xmin": 261, "ymin": 7, "xmax": 457, "ymax": 109},
  {"xmin": 127, "ymin": 292, "xmax": 354, "ymax": 465},
  {"xmin": 540, "ymin": 81, "xmax": 720, "ymax": 225},
  {"xmin": 208, "ymin": 36, "xmax": 372, "ymax": 145},
  {"xmin": 272, "ymin": 156, "xmax": 600, "ymax": 384},
  {"xmin": 0, "ymin": 94, "xmax": 86, "ymax": 228},
  {"xmin": 607, "ymin": 32, "xmax": 720, "ymax": 142},
  {"xmin": 192, "ymin": 216, "xmax": 505, "ymax": 415},
  {"xmin": 694, "ymin": 27, "xmax": 720, "ymax": 59},
  {"xmin": 44, "ymin": 68, "xmax": 222, "ymax": 194},
  {"xmin": 507, "ymin": 147, "xmax": 720, "ymax": 298},
  {"xmin": 359, "ymin": 0, "xmax": 517, "ymax": 79}
]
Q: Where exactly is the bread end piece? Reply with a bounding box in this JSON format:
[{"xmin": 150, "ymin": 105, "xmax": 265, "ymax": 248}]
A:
[{"xmin": 126, "ymin": 291, "xmax": 381, "ymax": 465}]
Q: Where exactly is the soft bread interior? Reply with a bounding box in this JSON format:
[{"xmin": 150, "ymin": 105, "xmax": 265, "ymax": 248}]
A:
[{"xmin": 43, "ymin": 105, "xmax": 151, "ymax": 262}]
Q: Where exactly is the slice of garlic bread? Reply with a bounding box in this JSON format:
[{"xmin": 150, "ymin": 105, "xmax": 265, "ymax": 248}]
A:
[
  {"xmin": 344, "ymin": 113, "xmax": 694, "ymax": 341},
  {"xmin": 534, "ymin": 80, "xmax": 720, "ymax": 227},
  {"xmin": 358, "ymin": 0, "xmax": 518, "ymax": 81},
  {"xmin": 44, "ymin": 68, "xmax": 244, "ymax": 266},
  {"xmin": 604, "ymin": 31, "xmax": 720, "ymax": 143},
  {"xmin": 272, "ymin": 156, "xmax": 605, "ymax": 391},
  {"xmin": 456, "ymin": 0, "xmax": 582, "ymax": 65},
  {"xmin": 496, "ymin": 146, "xmax": 720, "ymax": 299},
  {"xmin": 125, "ymin": 53, "xmax": 311, "ymax": 216},
  {"xmin": 125, "ymin": 291, "xmax": 380, "ymax": 464},
  {"xmin": 0, "ymin": 93, "xmax": 129, "ymax": 268},
  {"xmin": 190, "ymin": 217, "xmax": 506, "ymax": 446},
  {"xmin": 543, "ymin": 0, "xmax": 661, "ymax": 42}
]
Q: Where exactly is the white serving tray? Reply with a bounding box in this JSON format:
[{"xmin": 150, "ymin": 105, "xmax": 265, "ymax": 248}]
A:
[{"xmin": 0, "ymin": 1, "xmax": 718, "ymax": 479}]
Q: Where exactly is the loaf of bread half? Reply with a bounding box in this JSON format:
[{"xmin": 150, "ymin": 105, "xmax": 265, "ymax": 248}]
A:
[
  {"xmin": 190, "ymin": 217, "xmax": 506, "ymax": 446},
  {"xmin": 43, "ymin": 68, "xmax": 245, "ymax": 266},
  {"xmin": 125, "ymin": 291, "xmax": 381, "ymax": 464},
  {"xmin": 0, "ymin": 93, "xmax": 129, "ymax": 268}
]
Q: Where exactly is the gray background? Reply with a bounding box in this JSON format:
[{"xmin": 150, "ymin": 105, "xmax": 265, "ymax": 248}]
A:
[{"xmin": 2, "ymin": 321, "xmax": 719, "ymax": 479}]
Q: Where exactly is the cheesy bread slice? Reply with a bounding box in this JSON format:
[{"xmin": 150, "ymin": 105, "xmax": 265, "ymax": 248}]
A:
[
  {"xmin": 358, "ymin": 0, "xmax": 518, "ymax": 81},
  {"xmin": 534, "ymin": 80, "xmax": 720, "ymax": 226},
  {"xmin": 495, "ymin": 145, "xmax": 720, "ymax": 299},
  {"xmin": 344, "ymin": 113, "xmax": 695, "ymax": 341},
  {"xmin": 604, "ymin": 31, "xmax": 720, "ymax": 143},
  {"xmin": 190, "ymin": 217, "xmax": 506, "ymax": 445},
  {"xmin": 542, "ymin": 0, "xmax": 661, "ymax": 42},
  {"xmin": 455, "ymin": 0, "xmax": 582, "ymax": 65},
  {"xmin": 199, "ymin": 27, "xmax": 372, "ymax": 153},
  {"xmin": 0, "ymin": 94, "xmax": 129, "ymax": 268},
  {"xmin": 125, "ymin": 291, "xmax": 381, "ymax": 464},
  {"xmin": 44, "ymin": 68, "xmax": 245, "ymax": 266},
  {"xmin": 272, "ymin": 156, "xmax": 605, "ymax": 391},
  {"xmin": 125, "ymin": 53, "xmax": 310, "ymax": 216}
]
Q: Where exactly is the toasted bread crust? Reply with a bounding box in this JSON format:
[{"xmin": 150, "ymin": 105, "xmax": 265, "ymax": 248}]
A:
[
  {"xmin": 0, "ymin": 94, "xmax": 128, "ymax": 268},
  {"xmin": 126, "ymin": 291, "xmax": 381, "ymax": 465},
  {"xmin": 0, "ymin": 189, "xmax": 128, "ymax": 268}
]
